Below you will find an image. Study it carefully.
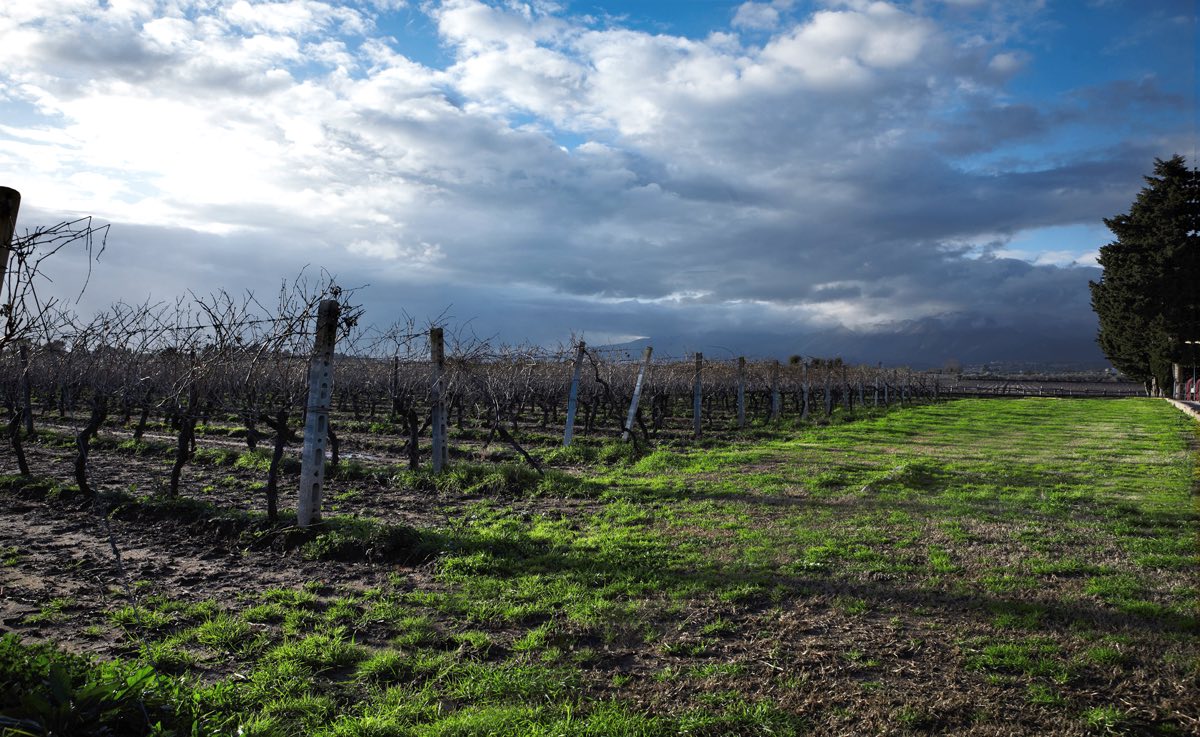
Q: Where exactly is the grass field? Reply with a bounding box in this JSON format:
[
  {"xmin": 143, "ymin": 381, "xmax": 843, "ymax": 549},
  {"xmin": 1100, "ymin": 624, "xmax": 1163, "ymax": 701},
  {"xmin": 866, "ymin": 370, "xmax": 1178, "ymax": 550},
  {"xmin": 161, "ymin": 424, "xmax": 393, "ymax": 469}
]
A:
[{"xmin": 2, "ymin": 398, "xmax": 1197, "ymax": 736}]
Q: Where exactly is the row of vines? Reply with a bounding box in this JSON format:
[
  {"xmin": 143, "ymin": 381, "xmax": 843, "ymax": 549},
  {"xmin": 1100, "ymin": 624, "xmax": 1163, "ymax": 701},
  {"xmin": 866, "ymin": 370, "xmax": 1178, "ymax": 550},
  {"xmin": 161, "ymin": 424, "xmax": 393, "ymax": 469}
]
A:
[{"xmin": 1, "ymin": 213, "xmax": 935, "ymax": 525}]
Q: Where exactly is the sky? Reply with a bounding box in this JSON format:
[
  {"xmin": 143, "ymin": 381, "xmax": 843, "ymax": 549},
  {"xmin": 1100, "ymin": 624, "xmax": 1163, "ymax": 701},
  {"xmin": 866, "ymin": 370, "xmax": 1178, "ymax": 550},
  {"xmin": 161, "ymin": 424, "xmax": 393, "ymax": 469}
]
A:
[{"xmin": 1, "ymin": 0, "xmax": 1196, "ymax": 367}]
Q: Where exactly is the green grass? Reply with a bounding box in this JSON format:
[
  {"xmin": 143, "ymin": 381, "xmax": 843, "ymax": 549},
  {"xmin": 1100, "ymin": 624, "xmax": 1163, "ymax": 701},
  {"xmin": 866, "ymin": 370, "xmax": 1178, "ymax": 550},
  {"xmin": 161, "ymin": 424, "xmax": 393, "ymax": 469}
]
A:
[{"xmin": 4, "ymin": 398, "xmax": 1198, "ymax": 735}]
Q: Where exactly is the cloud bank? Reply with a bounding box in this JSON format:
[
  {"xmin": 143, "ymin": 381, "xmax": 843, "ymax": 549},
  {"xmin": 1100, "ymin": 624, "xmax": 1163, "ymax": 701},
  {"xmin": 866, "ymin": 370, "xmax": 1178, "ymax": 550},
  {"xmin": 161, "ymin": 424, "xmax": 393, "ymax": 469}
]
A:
[{"xmin": 0, "ymin": 0, "xmax": 1193, "ymax": 365}]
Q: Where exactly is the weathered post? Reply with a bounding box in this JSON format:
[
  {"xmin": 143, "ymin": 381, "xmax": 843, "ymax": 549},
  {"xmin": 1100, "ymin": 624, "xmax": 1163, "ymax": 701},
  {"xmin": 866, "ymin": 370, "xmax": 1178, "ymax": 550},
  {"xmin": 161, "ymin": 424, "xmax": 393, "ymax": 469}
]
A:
[
  {"xmin": 430, "ymin": 327, "xmax": 446, "ymax": 472},
  {"xmin": 1172, "ymin": 363, "xmax": 1183, "ymax": 399},
  {"xmin": 389, "ymin": 355, "xmax": 400, "ymax": 417},
  {"xmin": 0, "ymin": 187, "xmax": 19, "ymax": 292},
  {"xmin": 801, "ymin": 361, "xmax": 810, "ymax": 420},
  {"xmin": 623, "ymin": 346, "xmax": 653, "ymax": 442},
  {"xmin": 297, "ymin": 299, "xmax": 339, "ymax": 528},
  {"xmin": 736, "ymin": 356, "xmax": 746, "ymax": 429},
  {"xmin": 19, "ymin": 341, "xmax": 33, "ymax": 434},
  {"xmin": 770, "ymin": 360, "xmax": 781, "ymax": 422},
  {"xmin": 824, "ymin": 370, "xmax": 833, "ymax": 416},
  {"xmin": 692, "ymin": 352, "xmax": 703, "ymax": 439},
  {"xmin": 563, "ymin": 340, "xmax": 585, "ymax": 447}
]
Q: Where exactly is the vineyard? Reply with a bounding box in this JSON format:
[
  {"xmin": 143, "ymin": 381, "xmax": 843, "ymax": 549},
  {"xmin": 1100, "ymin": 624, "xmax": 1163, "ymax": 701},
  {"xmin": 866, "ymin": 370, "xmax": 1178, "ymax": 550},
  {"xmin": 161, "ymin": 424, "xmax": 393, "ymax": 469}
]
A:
[
  {"xmin": 0, "ymin": 276, "xmax": 955, "ymax": 527},
  {"xmin": 1, "ymin": 219, "xmax": 1197, "ymax": 737}
]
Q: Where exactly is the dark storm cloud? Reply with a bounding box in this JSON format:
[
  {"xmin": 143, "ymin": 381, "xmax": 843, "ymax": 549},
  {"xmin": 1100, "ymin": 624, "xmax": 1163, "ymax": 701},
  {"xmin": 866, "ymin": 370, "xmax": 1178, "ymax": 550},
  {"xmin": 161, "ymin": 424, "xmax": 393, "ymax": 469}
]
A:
[{"xmin": 1, "ymin": 0, "xmax": 1190, "ymax": 367}]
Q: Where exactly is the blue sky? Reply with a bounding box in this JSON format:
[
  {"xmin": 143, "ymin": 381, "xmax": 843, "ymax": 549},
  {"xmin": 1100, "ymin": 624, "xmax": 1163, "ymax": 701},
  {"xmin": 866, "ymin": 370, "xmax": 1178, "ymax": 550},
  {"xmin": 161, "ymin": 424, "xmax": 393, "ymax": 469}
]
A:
[{"xmin": 0, "ymin": 0, "xmax": 1195, "ymax": 365}]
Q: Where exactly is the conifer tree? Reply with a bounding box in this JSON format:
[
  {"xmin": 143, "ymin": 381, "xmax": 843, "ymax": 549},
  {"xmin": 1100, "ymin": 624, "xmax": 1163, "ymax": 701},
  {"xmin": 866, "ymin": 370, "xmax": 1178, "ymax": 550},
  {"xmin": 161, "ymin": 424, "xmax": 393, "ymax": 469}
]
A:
[{"xmin": 1089, "ymin": 156, "xmax": 1199, "ymax": 393}]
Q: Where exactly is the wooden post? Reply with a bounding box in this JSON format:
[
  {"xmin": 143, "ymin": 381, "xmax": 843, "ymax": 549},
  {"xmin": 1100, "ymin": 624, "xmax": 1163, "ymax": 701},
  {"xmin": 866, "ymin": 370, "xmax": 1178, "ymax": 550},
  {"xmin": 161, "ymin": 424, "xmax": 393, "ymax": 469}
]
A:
[
  {"xmin": 430, "ymin": 327, "xmax": 446, "ymax": 472},
  {"xmin": 623, "ymin": 346, "xmax": 652, "ymax": 442},
  {"xmin": 18, "ymin": 341, "xmax": 33, "ymax": 434},
  {"xmin": 692, "ymin": 352, "xmax": 703, "ymax": 439},
  {"xmin": 736, "ymin": 356, "xmax": 746, "ymax": 429},
  {"xmin": 0, "ymin": 187, "xmax": 19, "ymax": 292},
  {"xmin": 297, "ymin": 299, "xmax": 338, "ymax": 528},
  {"xmin": 563, "ymin": 341, "xmax": 585, "ymax": 447},
  {"xmin": 770, "ymin": 360, "xmax": 781, "ymax": 422}
]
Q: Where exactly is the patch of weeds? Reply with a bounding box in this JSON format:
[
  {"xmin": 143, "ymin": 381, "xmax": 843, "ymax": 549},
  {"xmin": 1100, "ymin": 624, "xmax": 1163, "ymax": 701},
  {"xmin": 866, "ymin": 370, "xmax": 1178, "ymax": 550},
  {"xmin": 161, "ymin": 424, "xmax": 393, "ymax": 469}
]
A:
[
  {"xmin": 323, "ymin": 597, "xmax": 362, "ymax": 626},
  {"xmin": 988, "ymin": 601, "xmax": 1046, "ymax": 630},
  {"xmin": 391, "ymin": 615, "xmax": 439, "ymax": 648},
  {"xmin": 981, "ymin": 572, "xmax": 1038, "ymax": 594},
  {"xmin": 268, "ymin": 629, "xmax": 366, "ymax": 672},
  {"xmin": 653, "ymin": 665, "xmax": 683, "ymax": 682},
  {"xmin": 452, "ymin": 630, "xmax": 493, "ymax": 657},
  {"xmin": 107, "ymin": 605, "xmax": 175, "ymax": 633},
  {"xmin": 1026, "ymin": 683, "xmax": 1065, "ymax": 707},
  {"xmin": 139, "ymin": 638, "xmax": 197, "ymax": 673},
  {"xmin": 243, "ymin": 602, "xmax": 285, "ymax": 624},
  {"xmin": 193, "ymin": 613, "xmax": 254, "ymax": 654},
  {"xmin": 513, "ymin": 623, "xmax": 553, "ymax": 653},
  {"xmin": 927, "ymin": 545, "xmax": 958, "ymax": 573},
  {"xmin": 718, "ymin": 583, "xmax": 765, "ymax": 604},
  {"xmin": 842, "ymin": 649, "xmax": 880, "ymax": 667},
  {"xmin": 354, "ymin": 650, "xmax": 415, "ymax": 684},
  {"xmin": 1082, "ymin": 645, "xmax": 1129, "ymax": 668},
  {"xmin": 26, "ymin": 597, "xmax": 76, "ymax": 625},
  {"xmin": 0, "ymin": 546, "xmax": 21, "ymax": 566},
  {"xmin": 300, "ymin": 517, "xmax": 427, "ymax": 562},
  {"xmin": 894, "ymin": 705, "xmax": 937, "ymax": 731},
  {"xmin": 332, "ymin": 487, "xmax": 363, "ymax": 504},
  {"xmin": 261, "ymin": 587, "xmax": 320, "ymax": 608},
  {"xmin": 661, "ymin": 640, "xmax": 710, "ymax": 657},
  {"xmin": 1082, "ymin": 705, "xmax": 1132, "ymax": 734},
  {"xmin": 0, "ymin": 634, "xmax": 207, "ymax": 736},
  {"xmin": 834, "ymin": 596, "xmax": 869, "ymax": 616},
  {"xmin": 964, "ymin": 637, "xmax": 1070, "ymax": 681},
  {"xmin": 194, "ymin": 446, "xmax": 239, "ymax": 466},
  {"xmin": 699, "ymin": 616, "xmax": 736, "ymax": 636}
]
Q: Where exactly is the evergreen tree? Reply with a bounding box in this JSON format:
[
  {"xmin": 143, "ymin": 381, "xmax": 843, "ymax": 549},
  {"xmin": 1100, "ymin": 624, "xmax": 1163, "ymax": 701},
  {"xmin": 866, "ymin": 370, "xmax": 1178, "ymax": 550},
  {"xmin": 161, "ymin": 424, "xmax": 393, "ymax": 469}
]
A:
[{"xmin": 1089, "ymin": 156, "xmax": 1199, "ymax": 393}]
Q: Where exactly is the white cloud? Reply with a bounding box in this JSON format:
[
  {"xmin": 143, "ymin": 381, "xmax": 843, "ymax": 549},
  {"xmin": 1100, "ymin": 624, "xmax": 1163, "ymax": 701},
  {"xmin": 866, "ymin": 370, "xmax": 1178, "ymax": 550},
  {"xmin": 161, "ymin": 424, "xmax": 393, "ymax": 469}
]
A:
[
  {"xmin": 732, "ymin": 2, "xmax": 780, "ymax": 31},
  {"xmin": 0, "ymin": 0, "xmax": 1177, "ymax": 361}
]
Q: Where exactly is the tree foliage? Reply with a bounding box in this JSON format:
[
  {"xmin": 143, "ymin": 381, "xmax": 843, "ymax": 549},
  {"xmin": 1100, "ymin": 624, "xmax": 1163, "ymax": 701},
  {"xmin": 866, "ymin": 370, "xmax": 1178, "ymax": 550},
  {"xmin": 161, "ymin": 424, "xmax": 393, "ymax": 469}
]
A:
[{"xmin": 1089, "ymin": 155, "xmax": 1199, "ymax": 390}]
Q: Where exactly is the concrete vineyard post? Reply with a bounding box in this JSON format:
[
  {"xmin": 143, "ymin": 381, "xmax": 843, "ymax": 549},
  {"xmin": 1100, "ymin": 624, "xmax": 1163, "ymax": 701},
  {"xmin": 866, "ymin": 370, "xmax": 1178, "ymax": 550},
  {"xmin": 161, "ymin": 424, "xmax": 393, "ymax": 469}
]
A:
[
  {"xmin": 623, "ymin": 346, "xmax": 652, "ymax": 442},
  {"xmin": 389, "ymin": 356, "xmax": 400, "ymax": 415},
  {"xmin": 736, "ymin": 356, "xmax": 746, "ymax": 429},
  {"xmin": 770, "ymin": 360, "xmax": 781, "ymax": 422},
  {"xmin": 0, "ymin": 187, "xmax": 18, "ymax": 292},
  {"xmin": 19, "ymin": 341, "xmax": 32, "ymax": 434},
  {"xmin": 430, "ymin": 327, "xmax": 446, "ymax": 472},
  {"xmin": 693, "ymin": 352, "xmax": 703, "ymax": 439},
  {"xmin": 563, "ymin": 341, "xmax": 585, "ymax": 447},
  {"xmin": 801, "ymin": 362, "xmax": 810, "ymax": 420},
  {"xmin": 297, "ymin": 299, "xmax": 339, "ymax": 528}
]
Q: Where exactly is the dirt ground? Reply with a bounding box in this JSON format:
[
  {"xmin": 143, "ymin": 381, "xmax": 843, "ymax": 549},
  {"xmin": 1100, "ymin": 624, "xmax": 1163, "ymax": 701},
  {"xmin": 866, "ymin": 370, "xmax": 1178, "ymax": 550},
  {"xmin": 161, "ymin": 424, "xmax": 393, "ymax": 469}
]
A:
[{"xmin": 3, "ymin": 418, "xmax": 1198, "ymax": 736}]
